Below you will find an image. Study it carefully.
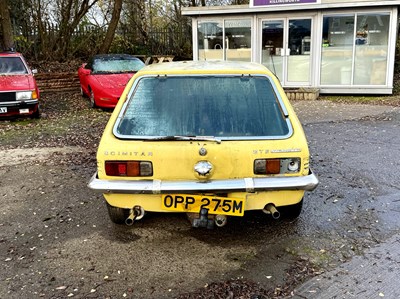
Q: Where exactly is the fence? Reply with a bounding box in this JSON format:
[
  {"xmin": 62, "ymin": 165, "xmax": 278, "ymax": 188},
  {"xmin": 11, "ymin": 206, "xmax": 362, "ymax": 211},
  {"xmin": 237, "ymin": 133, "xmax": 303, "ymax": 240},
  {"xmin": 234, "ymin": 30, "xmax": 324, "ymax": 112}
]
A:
[
  {"xmin": 35, "ymin": 72, "xmax": 80, "ymax": 93},
  {"xmin": 14, "ymin": 23, "xmax": 193, "ymax": 61}
]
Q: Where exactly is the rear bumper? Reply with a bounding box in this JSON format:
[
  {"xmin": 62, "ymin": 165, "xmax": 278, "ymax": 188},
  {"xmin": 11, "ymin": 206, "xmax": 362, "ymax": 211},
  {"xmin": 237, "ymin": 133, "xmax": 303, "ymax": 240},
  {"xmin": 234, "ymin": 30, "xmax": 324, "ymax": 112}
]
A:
[{"xmin": 88, "ymin": 169, "xmax": 319, "ymax": 194}]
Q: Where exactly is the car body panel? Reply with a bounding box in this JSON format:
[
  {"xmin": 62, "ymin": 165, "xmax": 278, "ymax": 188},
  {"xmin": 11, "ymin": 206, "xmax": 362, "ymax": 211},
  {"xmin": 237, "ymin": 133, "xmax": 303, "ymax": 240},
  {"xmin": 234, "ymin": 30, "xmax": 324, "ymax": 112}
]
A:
[
  {"xmin": 89, "ymin": 61, "xmax": 318, "ymax": 222},
  {"xmin": 0, "ymin": 75, "xmax": 35, "ymax": 90},
  {"xmin": 78, "ymin": 54, "xmax": 145, "ymax": 108},
  {"xmin": 0, "ymin": 52, "xmax": 40, "ymax": 118}
]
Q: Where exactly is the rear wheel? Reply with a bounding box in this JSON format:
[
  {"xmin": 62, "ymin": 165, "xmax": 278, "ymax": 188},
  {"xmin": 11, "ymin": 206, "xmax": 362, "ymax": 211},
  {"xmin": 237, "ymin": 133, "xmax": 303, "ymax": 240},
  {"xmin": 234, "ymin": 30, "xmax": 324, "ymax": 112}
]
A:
[
  {"xmin": 280, "ymin": 198, "xmax": 303, "ymax": 220},
  {"xmin": 106, "ymin": 203, "xmax": 131, "ymax": 224}
]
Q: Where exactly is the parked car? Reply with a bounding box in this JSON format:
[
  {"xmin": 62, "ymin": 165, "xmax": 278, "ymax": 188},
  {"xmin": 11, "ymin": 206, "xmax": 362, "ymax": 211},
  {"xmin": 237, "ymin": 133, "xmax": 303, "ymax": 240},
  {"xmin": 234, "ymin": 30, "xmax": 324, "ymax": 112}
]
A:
[
  {"xmin": 78, "ymin": 54, "xmax": 145, "ymax": 109},
  {"xmin": 0, "ymin": 51, "xmax": 40, "ymax": 118},
  {"xmin": 88, "ymin": 60, "xmax": 318, "ymax": 228}
]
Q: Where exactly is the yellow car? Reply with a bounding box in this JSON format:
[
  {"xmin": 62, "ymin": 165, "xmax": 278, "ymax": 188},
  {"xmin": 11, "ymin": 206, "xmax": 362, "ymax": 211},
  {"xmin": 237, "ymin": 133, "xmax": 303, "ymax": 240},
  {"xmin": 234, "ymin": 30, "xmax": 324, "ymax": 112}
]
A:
[{"xmin": 88, "ymin": 60, "xmax": 318, "ymax": 228}]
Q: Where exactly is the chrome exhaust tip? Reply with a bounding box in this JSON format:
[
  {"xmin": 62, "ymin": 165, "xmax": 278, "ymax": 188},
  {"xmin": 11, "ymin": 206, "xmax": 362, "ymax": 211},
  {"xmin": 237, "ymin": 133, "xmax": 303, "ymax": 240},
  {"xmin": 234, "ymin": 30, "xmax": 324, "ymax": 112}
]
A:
[
  {"xmin": 215, "ymin": 214, "xmax": 228, "ymax": 227},
  {"xmin": 125, "ymin": 206, "xmax": 145, "ymax": 225},
  {"xmin": 263, "ymin": 203, "xmax": 280, "ymax": 219}
]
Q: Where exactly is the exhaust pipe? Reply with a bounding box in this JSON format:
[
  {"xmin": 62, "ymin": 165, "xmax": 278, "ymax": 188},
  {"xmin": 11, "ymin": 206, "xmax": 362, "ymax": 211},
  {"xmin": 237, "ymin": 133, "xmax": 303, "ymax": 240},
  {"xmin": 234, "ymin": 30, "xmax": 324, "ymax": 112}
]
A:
[
  {"xmin": 215, "ymin": 214, "xmax": 227, "ymax": 227},
  {"xmin": 125, "ymin": 206, "xmax": 145, "ymax": 226},
  {"xmin": 263, "ymin": 203, "xmax": 280, "ymax": 219}
]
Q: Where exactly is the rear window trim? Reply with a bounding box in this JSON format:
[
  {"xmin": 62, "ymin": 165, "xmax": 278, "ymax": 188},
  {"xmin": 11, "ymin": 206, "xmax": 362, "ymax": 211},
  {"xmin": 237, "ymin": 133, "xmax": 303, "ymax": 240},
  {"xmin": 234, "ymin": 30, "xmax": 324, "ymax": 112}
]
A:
[{"xmin": 112, "ymin": 73, "xmax": 293, "ymax": 141}]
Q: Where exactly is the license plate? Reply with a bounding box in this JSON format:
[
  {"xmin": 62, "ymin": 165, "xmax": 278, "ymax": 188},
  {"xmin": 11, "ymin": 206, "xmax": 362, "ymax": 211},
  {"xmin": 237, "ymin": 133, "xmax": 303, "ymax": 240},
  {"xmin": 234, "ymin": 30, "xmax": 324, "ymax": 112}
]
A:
[
  {"xmin": 0, "ymin": 107, "xmax": 7, "ymax": 113},
  {"xmin": 161, "ymin": 194, "xmax": 245, "ymax": 216},
  {"xmin": 19, "ymin": 108, "xmax": 29, "ymax": 114}
]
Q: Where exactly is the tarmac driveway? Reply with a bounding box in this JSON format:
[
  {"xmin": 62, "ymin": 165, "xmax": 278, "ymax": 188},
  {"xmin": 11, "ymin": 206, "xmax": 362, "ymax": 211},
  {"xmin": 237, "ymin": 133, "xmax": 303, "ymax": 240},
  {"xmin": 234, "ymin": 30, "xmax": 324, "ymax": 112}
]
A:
[
  {"xmin": 1, "ymin": 94, "xmax": 399, "ymax": 299},
  {"xmin": 292, "ymin": 101, "xmax": 400, "ymax": 299}
]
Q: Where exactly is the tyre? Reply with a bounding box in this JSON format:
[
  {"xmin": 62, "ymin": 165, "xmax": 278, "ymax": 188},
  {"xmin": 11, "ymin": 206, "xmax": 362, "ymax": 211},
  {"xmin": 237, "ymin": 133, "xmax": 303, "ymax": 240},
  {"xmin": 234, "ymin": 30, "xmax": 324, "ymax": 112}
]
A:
[
  {"xmin": 80, "ymin": 87, "xmax": 87, "ymax": 98},
  {"xmin": 280, "ymin": 198, "xmax": 303, "ymax": 220},
  {"xmin": 31, "ymin": 106, "xmax": 41, "ymax": 119},
  {"xmin": 106, "ymin": 202, "xmax": 131, "ymax": 224},
  {"xmin": 89, "ymin": 89, "xmax": 96, "ymax": 108}
]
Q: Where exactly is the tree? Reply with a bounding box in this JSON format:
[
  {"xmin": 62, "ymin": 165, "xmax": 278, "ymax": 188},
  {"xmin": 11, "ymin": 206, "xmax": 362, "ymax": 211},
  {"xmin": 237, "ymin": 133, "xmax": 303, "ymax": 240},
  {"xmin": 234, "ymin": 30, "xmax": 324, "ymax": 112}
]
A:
[
  {"xmin": 98, "ymin": 0, "xmax": 123, "ymax": 54},
  {"xmin": 53, "ymin": 0, "xmax": 100, "ymax": 59},
  {"xmin": 4, "ymin": 0, "xmax": 247, "ymax": 60},
  {"xmin": 0, "ymin": 0, "xmax": 14, "ymax": 50}
]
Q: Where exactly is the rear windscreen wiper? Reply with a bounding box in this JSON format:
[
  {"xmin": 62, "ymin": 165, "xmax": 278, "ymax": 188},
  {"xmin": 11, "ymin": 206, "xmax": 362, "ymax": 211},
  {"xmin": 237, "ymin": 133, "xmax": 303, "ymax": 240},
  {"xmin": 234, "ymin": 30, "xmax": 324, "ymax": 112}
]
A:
[{"xmin": 145, "ymin": 135, "xmax": 221, "ymax": 144}]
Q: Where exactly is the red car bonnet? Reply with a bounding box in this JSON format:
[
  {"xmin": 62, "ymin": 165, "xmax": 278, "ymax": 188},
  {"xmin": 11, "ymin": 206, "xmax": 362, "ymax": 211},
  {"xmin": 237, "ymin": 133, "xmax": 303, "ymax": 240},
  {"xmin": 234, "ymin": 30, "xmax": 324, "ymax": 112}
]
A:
[
  {"xmin": 0, "ymin": 74, "xmax": 35, "ymax": 91},
  {"xmin": 92, "ymin": 73, "xmax": 134, "ymax": 89}
]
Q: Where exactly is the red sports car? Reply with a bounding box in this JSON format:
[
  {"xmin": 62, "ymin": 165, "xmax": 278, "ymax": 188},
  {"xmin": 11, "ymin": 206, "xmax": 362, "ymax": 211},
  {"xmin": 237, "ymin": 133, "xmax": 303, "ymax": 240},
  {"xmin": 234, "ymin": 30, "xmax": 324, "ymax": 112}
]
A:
[
  {"xmin": 78, "ymin": 54, "xmax": 145, "ymax": 109},
  {"xmin": 0, "ymin": 51, "xmax": 40, "ymax": 118}
]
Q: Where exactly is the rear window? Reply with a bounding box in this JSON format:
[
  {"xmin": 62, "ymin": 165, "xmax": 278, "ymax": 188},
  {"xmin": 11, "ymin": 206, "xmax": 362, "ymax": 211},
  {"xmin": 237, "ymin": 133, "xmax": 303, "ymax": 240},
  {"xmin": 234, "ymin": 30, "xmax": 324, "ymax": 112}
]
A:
[
  {"xmin": 114, "ymin": 75, "xmax": 291, "ymax": 140},
  {"xmin": 92, "ymin": 57, "xmax": 144, "ymax": 74},
  {"xmin": 0, "ymin": 57, "xmax": 28, "ymax": 74}
]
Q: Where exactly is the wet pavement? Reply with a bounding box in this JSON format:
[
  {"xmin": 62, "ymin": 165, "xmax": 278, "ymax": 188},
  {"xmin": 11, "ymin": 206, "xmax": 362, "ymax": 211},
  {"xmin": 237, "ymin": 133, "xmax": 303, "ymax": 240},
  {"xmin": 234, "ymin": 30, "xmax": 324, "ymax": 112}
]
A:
[
  {"xmin": 291, "ymin": 222, "xmax": 400, "ymax": 299},
  {"xmin": 292, "ymin": 100, "xmax": 400, "ymax": 124},
  {"xmin": 291, "ymin": 100, "xmax": 400, "ymax": 299}
]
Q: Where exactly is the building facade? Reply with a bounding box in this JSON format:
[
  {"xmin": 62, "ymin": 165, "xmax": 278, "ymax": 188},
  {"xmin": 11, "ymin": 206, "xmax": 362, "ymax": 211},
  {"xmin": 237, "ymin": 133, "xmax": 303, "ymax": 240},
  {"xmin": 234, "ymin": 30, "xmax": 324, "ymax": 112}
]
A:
[{"xmin": 182, "ymin": 0, "xmax": 400, "ymax": 94}]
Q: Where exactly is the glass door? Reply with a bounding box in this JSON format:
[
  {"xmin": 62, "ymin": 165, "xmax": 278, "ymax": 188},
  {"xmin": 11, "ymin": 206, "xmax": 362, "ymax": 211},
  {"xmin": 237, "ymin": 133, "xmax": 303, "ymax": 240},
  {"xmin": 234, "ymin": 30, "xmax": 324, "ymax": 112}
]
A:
[
  {"xmin": 261, "ymin": 18, "xmax": 312, "ymax": 86},
  {"xmin": 287, "ymin": 18, "xmax": 312, "ymax": 84},
  {"xmin": 261, "ymin": 20, "xmax": 284, "ymax": 81}
]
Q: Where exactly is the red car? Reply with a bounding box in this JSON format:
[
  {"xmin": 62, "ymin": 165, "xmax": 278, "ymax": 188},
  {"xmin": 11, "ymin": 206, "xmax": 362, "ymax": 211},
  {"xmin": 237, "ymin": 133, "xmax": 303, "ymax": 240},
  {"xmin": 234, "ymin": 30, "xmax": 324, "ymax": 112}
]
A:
[
  {"xmin": 78, "ymin": 54, "xmax": 145, "ymax": 109},
  {"xmin": 0, "ymin": 51, "xmax": 40, "ymax": 118}
]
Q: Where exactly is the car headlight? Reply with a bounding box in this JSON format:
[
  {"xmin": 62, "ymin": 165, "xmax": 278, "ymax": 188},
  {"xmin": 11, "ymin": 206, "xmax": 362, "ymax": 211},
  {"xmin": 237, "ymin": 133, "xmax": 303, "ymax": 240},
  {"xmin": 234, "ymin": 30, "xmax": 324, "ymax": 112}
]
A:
[{"xmin": 16, "ymin": 91, "xmax": 33, "ymax": 100}]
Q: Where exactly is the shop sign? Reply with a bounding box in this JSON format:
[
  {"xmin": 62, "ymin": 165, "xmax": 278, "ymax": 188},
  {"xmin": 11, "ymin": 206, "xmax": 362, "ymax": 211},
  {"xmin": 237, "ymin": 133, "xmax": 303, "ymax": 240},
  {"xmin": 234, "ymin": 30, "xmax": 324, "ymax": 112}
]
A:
[{"xmin": 251, "ymin": 0, "xmax": 320, "ymax": 6}]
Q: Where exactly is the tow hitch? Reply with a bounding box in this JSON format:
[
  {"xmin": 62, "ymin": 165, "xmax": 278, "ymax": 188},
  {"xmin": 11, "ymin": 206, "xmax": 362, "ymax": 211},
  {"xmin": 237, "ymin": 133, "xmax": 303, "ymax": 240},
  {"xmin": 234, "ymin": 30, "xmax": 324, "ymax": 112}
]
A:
[{"xmin": 187, "ymin": 208, "xmax": 214, "ymax": 229}]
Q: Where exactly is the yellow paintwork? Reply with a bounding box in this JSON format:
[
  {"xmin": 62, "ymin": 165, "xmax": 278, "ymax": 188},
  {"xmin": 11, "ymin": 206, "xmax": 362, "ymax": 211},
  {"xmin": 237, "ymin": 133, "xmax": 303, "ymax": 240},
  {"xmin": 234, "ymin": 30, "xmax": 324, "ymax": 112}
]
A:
[{"xmin": 96, "ymin": 61, "xmax": 309, "ymax": 213}]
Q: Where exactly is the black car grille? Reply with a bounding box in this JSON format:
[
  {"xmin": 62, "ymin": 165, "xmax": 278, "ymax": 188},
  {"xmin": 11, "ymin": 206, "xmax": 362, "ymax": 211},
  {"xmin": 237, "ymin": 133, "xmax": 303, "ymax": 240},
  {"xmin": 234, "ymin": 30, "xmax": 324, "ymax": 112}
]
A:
[{"xmin": 0, "ymin": 92, "xmax": 16, "ymax": 102}]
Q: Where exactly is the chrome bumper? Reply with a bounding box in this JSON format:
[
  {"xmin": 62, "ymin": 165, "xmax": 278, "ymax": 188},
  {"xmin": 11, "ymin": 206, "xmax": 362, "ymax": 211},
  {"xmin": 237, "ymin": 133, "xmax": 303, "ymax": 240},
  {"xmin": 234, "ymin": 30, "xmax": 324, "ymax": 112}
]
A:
[
  {"xmin": 0, "ymin": 99, "xmax": 39, "ymax": 107},
  {"xmin": 88, "ymin": 170, "xmax": 319, "ymax": 194}
]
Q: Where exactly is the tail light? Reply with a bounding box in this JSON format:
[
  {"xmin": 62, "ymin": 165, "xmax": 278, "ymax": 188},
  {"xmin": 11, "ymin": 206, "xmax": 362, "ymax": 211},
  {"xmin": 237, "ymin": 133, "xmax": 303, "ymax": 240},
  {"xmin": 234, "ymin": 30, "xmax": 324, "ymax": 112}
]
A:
[
  {"xmin": 254, "ymin": 158, "xmax": 301, "ymax": 175},
  {"xmin": 105, "ymin": 161, "xmax": 153, "ymax": 177}
]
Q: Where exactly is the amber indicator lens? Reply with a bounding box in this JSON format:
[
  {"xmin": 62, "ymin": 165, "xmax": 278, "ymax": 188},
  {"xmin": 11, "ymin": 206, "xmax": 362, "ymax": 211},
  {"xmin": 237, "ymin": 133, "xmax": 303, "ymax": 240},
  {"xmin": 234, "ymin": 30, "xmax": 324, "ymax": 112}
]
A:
[
  {"xmin": 254, "ymin": 159, "xmax": 281, "ymax": 174},
  {"xmin": 265, "ymin": 159, "xmax": 281, "ymax": 174},
  {"xmin": 127, "ymin": 161, "xmax": 140, "ymax": 176}
]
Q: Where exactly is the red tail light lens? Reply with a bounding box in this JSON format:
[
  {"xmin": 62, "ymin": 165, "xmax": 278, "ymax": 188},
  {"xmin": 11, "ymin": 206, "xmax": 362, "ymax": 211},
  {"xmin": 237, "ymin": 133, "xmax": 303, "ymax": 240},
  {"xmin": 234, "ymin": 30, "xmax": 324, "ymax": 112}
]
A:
[{"xmin": 105, "ymin": 161, "xmax": 153, "ymax": 176}]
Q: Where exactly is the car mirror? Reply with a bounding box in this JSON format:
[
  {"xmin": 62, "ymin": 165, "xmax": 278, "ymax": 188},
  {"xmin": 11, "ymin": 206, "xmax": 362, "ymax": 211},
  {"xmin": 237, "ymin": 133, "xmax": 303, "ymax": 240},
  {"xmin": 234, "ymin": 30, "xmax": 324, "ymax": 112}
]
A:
[
  {"xmin": 32, "ymin": 69, "xmax": 38, "ymax": 74},
  {"xmin": 82, "ymin": 68, "xmax": 91, "ymax": 75}
]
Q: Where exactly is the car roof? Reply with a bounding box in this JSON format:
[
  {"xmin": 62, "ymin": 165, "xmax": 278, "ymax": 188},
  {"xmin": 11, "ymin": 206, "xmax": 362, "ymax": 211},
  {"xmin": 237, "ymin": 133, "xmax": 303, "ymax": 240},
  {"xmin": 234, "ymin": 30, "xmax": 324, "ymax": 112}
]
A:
[
  {"xmin": 136, "ymin": 60, "xmax": 274, "ymax": 76},
  {"xmin": 0, "ymin": 51, "xmax": 23, "ymax": 57},
  {"xmin": 93, "ymin": 53, "xmax": 139, "ymax": 60}
]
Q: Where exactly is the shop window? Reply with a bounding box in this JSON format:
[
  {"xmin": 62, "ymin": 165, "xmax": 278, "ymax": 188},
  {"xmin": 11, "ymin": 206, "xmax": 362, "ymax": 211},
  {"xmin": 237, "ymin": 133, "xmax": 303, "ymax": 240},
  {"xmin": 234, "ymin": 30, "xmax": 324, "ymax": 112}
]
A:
[
  {"xmin": 225, "ymin": 19, "xmax": 252, "ymax": 62},
  {"xmin": 321, "ymin": 13, "xmax": 390, "ymax": 86},
  {"xmin": 321, "ymin": 15, "xmax": 354, "ymax": 85},
  {"xmin": 354, "ymin": 13, "xmax": 389, "ymax": 85},
  {"xmin": 197, "ymin": 19, "xmax": 251, "ymax": 61},
  {"xmin": 198, "ymin": 20, "xmax": 223, "ymax": 60}
]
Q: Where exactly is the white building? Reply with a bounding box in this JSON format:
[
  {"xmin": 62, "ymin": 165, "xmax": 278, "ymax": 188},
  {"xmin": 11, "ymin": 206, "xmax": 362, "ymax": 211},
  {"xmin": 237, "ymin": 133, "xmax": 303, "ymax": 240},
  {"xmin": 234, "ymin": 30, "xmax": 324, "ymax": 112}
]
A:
[{"xmin": 182, "ymin": 0, "xmax": 400, "ymax": 94}]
